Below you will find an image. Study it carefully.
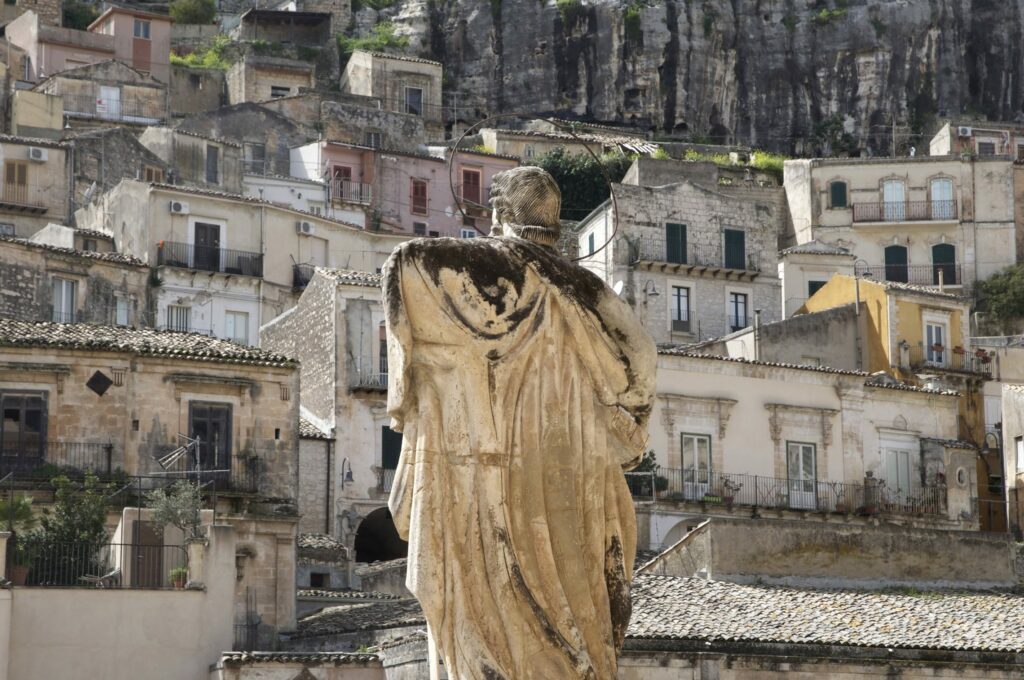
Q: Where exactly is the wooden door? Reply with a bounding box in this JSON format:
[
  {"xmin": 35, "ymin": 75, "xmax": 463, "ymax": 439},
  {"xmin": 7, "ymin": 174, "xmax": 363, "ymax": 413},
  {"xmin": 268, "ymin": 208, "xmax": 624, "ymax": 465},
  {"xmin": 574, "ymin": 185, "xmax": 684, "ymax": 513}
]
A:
[
  {"xmin": 884, "ymin": 245, "xmax": 908, "ymax": 283},
  {"xmin": 193, "ymin": 222, "xmax": 220, "ymax": 272},
  {"xmin": 131, "ymin": 521, "xmax": 163, "ymax": 588}
]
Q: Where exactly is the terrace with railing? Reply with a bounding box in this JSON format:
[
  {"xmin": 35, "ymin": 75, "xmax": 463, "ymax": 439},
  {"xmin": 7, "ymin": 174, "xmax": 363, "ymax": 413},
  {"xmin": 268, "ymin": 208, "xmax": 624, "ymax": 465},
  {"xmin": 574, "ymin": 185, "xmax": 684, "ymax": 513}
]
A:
[
  {"xmin": 634, "ymin": 237, "xmax": 760, "ymax": 273},
  {"xmin": 0, "ymin": 182, "xmax": 53, "ymax": 213},
  {"xmin": 350, "ymin": 370, "xmax": 387, "ymax": 392},
  {"xmin": 0, "ymin": 441, "xmax": 115, "ymax": 479},
  {"xmin": 328, "ymin": 177, "xmax": 372, "ymax": 205},
  {"xmin": 7, "ymin": 541, "xmax": 188, "ymax": 589},
  {"xmin": 625, "ymin": 468, "xmax": 946, "ymax": 518},
  {"xmin": 156, "ymin": 241, "xmax": 264, "ymax": 278},
  {"xmin": 376, "ymin": 467, "xmax": 396, "ymax": 494},
  {"xmin": 58, "ymin": 92, "xmax": 165, "ymax": 125},
  {"xmin": 853, "ymin": 261, "xmax": 961, "ymax": 286},
  {"xmin": 900, "ymin": 345, "xmax": 992, "ymax": 375},
  {"xmin": 292, "ymin": 263, "xmax": 316, "ymax": 288},
  {"xmin": 852, "ymin": 200, "xmax": 958, "ymax": 223}
]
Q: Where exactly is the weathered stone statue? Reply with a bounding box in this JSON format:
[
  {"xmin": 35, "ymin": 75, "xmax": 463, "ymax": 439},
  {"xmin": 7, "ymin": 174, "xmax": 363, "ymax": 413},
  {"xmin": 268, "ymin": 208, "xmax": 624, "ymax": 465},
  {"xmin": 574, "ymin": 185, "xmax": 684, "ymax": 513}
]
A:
[{"xmin": 382, "ymin": 166, "xmax": 656, "ymax": 679}]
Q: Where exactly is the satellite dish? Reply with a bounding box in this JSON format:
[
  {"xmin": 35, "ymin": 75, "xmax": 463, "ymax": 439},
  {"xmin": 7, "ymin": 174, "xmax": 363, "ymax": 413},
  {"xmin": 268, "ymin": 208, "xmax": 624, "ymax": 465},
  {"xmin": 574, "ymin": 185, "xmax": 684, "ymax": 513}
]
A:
[{"xmin": 613, "ymin": 281, "xmax": 625, "ymax": 296}]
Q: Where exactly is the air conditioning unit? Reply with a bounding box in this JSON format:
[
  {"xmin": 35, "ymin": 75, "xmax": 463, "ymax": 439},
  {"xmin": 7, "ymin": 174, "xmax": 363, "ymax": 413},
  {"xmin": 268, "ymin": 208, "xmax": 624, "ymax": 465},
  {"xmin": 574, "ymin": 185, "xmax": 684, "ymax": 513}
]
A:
[
  {"xmin": 169, "ymin": 200, "xmax": 190, "ymax": 215},
  {"xmin": 957, "ymin": 126, "xmax": 973, "ymax": 137},
  {"xmin": 296, "ymin": 220, "xmax": 315, "ymax": 235},
  {"xmin": 27, "ymin": 146, "xmax": 47, "ymax": 162}
]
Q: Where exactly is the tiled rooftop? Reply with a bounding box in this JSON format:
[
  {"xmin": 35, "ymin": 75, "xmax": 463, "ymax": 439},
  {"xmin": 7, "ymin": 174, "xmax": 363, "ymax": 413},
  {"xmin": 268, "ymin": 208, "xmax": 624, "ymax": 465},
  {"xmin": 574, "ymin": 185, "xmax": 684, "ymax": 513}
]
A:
[
  {"xmin": 297, "ymin": 533, "xmax": 347, "ymax": 562},
  {"xmin": 299, "ymin": 417, "xmax": 332, "ymax": 440},
  {"xmin": 628, "ymin": 575, "xmax": 1024, "ymax": 653},
  {"xmin": 0, "ymin": 319, "xmax": 297, "ymax": 367},
  {"xmin": 0, "ymin": 235, "xmax": 144, "ymax": 266},
  {"xmin": 316, "ymin": 268, "xmax": 383, "ymax": 288},
  {"xmin": 220, "ymin": 651, "xmax": 378, "ymax": 666},
  {"xmin": 780, "ymin": 240, "xmax": 854, "ymax": 256},
  {"xmin": 298, "ymin": 589, "xmax": 402, "ymax": 601},
  {"xmin": 295, "ymin": 599, "xmax": 425, "ymax": 638}
]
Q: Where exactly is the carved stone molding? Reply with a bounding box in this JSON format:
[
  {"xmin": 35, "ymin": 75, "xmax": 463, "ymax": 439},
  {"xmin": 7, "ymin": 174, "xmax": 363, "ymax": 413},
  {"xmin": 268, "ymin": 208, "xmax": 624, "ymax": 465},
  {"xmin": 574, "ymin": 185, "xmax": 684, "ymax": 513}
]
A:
[
  {"xmin": 661, "ymin": 394, "xmax": 738, "ymax": 439},
  {"xmin": 764, "ymin": 403, "xmax": 839, "ymax": 446}
]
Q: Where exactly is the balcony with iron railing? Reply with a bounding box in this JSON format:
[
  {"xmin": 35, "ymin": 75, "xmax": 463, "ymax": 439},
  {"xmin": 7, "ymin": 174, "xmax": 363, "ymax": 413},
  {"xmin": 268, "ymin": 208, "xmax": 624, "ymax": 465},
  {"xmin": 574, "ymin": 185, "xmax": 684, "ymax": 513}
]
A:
[
  {"xmin": 852, "ymin": 200, "xmax": 958, "ymax": 224},
  {"xmin": 350, "ymin": 370, "xmax": 387, "ymax": 392},
  {"xmin": 634, "ymin": 237, "xmax": 760, "ymax": 273},
  {"xmin": 156, "ymin": 241, "xmax": 264, "ymax": 278},
  {"xmin": 328, "ymin": 177, "xmax": 372, "ymax": 205},
  {"xmin": 58, "ymin": 92, "xmax": 165, "ymax": 125},
  {"xmin": 0, "ymin": 441, "xmax": 115, "ymax": 479},
  {"xmin": 624, "ymin": 468, "xmax": 946, "ymax": 518},
  {"xmin": 376, "ymin": 467, "xmax": 396, "ymax": 494},
  {"xmin": 293, "ymin": 263, "xmax": 316, "ymax": 288},
  {"xmin": 854, "ymin": 261, "xmax": 962, "ymax": 287},
  {"xmin": 900, "ymin": 345, "xmax": 992, "ymax": 375},
  {"xmin": 0, "ymin": 182, "xmax": 52, "ymax": 214}
]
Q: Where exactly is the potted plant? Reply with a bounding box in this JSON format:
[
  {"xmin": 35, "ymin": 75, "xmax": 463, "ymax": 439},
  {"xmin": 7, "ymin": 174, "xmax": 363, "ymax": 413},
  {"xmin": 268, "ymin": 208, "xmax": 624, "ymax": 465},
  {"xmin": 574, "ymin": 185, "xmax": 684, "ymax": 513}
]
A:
[
  {"xmin": 169, "ymin": 566, "xmax": 188, "ymax": 589},
  {"xmin": 1, "ymin": 494, "xmax": 36, "ymax": 585},
  {"xmin": 932, "ymin": 343, "xmax": 944, "ymax": 352},
  {"xmin": 722, "ymin": 477, "xmax": 742, "ymax": 509}
]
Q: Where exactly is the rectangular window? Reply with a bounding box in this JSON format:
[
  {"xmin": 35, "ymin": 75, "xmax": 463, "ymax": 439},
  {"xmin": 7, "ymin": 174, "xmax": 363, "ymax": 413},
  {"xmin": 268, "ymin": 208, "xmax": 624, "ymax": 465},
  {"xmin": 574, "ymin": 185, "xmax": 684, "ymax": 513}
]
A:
[
  {"xmin": 723, "ymin": 229, "xmax": 746, "ymax": 270},
  {"xmin": 925, "ymin": 322, "xmax": 947, "ymax": 366},
  {"xmin": 410, "ymin": 179, "xmax": 428, "ymax": 215},
  {"xmin": 587, "ymin": 232, "xmax": 595, "ymax": 255},
  {"xmin": 365, "ymin": 131, "xmax": 382, "ymax": 148},
  {"xmin": 829, "ymin": 181, "xmax": 848, "ymax": 208},
  {"xmin": 382, "ymin": 426, "xmax": 403, "ymax": 469},
  {"xmin": 0, "ymin": 223, "xmax": 14, "ymax": 237},
  {"xmin": 681, "ymin": 433, "xmax": 711, "ymax": 499},
  {"xmin": 807, "ymin": 280, "xmax": 826, "ymax": 298},
  {"xmin": 270, "ymin": 85, "xmax": 290, "ymax": 98},
  {"xmin": 1, "ymin": 392, "xmax": 46, "ymax": 468},
  {"xmin": 205, "ymin": 145, "xmax": 219, "ymax": 184},
  {"xmin": 460, "ymin": 228, "xmax": 476, "ymax": 239},
  {"xmin": 460, "ymin": 168, "xmax": 482, "ymax": 204},
  {"xmin": 188, "ymin": 402, "xmax": 231, "ymax": 478},
  {"xmin": 665, "ymin": 222, "xmax": 686, "ymax": 264},
  {"xmin": 133, "ymin": 19, "xmax": 151, "ymax": 39},
  {"xmin": 671, "ymin": 286, "xmax": 690, "ymax": 332},
  {"xmin": 728, "ymin": 292, "xmax": 748, "ymax": 332},
  {"xmin": 115, "ymin": 296, "xmax": 131, "ymax": 326},
  {"xmin": 404, "ymin": 87, "xmax": 424, "ymax": 116},
  {"xmin": 82, "ymin": 238, "xmax": 97, "ymax": 252},
  {"xmin": 143, "ymin": 165, "xmax": 164, "ymax": 183},
  {"xmin": 224, "ymin": 311, "xmax": 249, "ymax": 345},
  {"xmin": 413, "ymin": 222, "xmax": 427, "ymax": 236},
  {"xmin": 1016, "ymin": 436, "xmax": 1024, "ymax": 471},
  {"xmin": 786, "ymin": 442, "xmax": 817, "ymax": 509},
  {"xmin": 428, "ymin": 230, "xmax": 440, "ymax": 237},
  {"xmin": 977, "ymin": 141, "xmax": 997, "ymax": 156},
  {"xmin": 378, "ymin": 324, "xmax": 388, "ymax": 376},
  {"xmin": 166, "ymin": 304, "xmax": 191, "ymax": 332},
  {"xmin": 4, "ymin": 160, "xmax": 28, "ymax": 205},
  {"xmin": 883, "ymin": 448, "xmax": 912, "ymax": 497},
  {"xmin": 243, "ymin": 144, "xmax": 265, "ymax": 174},
  {"xmin": 51, "ymin": 278, "xmax": 76, "ymax": 323},
  {"xmin": 1017, "ymin": 145, "xmax": 1024, "ymax": 162}
]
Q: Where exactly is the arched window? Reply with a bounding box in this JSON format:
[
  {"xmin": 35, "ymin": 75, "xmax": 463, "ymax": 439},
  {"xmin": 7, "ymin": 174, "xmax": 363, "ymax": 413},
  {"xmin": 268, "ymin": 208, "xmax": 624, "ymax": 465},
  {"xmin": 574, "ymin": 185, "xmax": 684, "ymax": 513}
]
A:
[
  {"xmin": 932, "ymin": 243, "xmax": 957, "ymax": 285},
  {"xmin": 884, "ymin": 245, "xmax": 908, "ymax": 283}
]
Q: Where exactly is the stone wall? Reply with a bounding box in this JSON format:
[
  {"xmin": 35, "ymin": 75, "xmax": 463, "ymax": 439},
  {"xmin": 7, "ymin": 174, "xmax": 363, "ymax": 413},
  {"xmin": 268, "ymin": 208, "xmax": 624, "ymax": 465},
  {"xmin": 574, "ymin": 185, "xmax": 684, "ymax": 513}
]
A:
[
  {"xmin": 704, "ymin": 516, "xmax": 1016, "ymax": 588},
  {"xmin": 226, "ymin": 57, "xmax": 315, "ymax": 105},
  {"xmin": 71, "ymin": 127, "xmax": 171, "ymax": 207},
  {"xmin": 298, "ymin": 437, "xmax": 331, "ymax": 534},
  {"xmin": 260, "ymin": 272, "xmax": 338, "ymax": 427},
  {"xmin": 0, "ymin": 239, "xmax": 150, "ymax": 325},
  {"xmin": 169, "ymin": 66, "xmax": 226, "ymax": 117},
  {"xmin": 320, "ymin": 99, "xmax": 428, "ymax": 151}
]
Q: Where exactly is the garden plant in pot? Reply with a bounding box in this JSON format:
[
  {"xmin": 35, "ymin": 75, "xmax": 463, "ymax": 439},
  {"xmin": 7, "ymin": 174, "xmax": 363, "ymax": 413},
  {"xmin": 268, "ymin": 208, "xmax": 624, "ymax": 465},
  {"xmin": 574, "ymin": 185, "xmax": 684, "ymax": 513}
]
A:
[
  {"xmin": 1, "ymin": 494, "xmax": 36, "ymax": 586},
  {"xmin": 169, "ymin": 566, "xmax": 189, "ymax": 589}
]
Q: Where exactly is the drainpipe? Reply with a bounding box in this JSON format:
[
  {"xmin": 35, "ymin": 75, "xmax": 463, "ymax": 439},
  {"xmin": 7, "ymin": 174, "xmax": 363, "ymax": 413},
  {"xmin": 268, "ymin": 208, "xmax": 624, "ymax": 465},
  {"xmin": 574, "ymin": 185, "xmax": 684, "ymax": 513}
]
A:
[
  {"xmin": 753, "ymin": 309, "xmax": 762, "ymax": 361},
  {"xmin": 258, "ymin": 193, "xmax": 265, "ymax": 343},
  {"xmin": 324, "ymin": 439, "xmax": 332, "ymax": 535}
]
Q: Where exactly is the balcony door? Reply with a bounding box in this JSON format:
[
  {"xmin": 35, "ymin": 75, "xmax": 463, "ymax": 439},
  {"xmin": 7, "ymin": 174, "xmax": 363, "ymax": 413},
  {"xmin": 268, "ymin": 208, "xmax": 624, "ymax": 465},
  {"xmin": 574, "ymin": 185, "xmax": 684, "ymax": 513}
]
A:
[
  {"xmin": 461, "ymin": 168, "xmax": 482, "ymax": 205},
  {"xmin": 884, "ymin": 245, "xmax": 908, "ymax": 283},
  {"xmin": 925, "ymin": 321, "xmax": 947, "ymax": 366},
  {"xmin": 723, "ymin": 229, "xmax": 746, "ymax": 270},
  {"xmin": 0, "ymin": 392, "xmax": 45, "ymax": 476},
  {"xmin": 681, "ymin": 433, "xmax": 711, "ymax": 500},
  {"xmin": 786, "ymin": 442, "xmax": 817, "ymax": 510},
  {"xmin": 4, "ymin": 161, "xmax": 27, "ymax": 205},
  {"xmin": 188, "ymin": 402, "xmax": 231, "ymax": 486},
  {"xmin": 882, "ymin": 179, "xmax": 905, "ymax": 221},
  {"xmin": 882, "ymin": 448, "xmax": 913, "ymax": 503},
  {"xmin": 193, "ymin": 222, "xmax": 221, "ymax": 273},
  {"xmin": 333, "ymin": 165, "xmax": 352, "ymax": 200},
  {"xmin": 130, "ymin": 521, "xmax": 163, "ymax": 588},
  {"xmin": 930, "ymin": 178, "xmax": 955, "ymax": 220},
  {"xmin": 665, "ymin": 222, "xmax": 686, "ymax": 264},
  {"xmin": 932, "ymin": 243, "xmax": 956, "ymax": 285}
]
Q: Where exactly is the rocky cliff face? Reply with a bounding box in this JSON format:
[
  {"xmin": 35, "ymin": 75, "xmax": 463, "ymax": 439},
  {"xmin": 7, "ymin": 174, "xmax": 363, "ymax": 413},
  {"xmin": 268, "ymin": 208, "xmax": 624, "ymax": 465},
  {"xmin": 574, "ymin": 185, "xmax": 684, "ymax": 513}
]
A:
[{"xmin": 373, "ymin": 0, "xmax": 1024, "ymax": 154}]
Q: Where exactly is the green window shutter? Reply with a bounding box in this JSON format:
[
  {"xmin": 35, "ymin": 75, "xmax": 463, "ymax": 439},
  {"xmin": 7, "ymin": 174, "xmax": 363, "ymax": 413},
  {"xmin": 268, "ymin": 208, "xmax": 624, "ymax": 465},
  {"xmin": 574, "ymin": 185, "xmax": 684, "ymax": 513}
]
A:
[
  {"xmin": 665, "ymin": 223, "xmax": 686, "ymax": 264},
  {"xmin": 830, "ymin": 182, "xmax": 847, "ymax": 208},
  {"xmin": 724, "ymin": 229, "xmax": 746, "ymax": 270}
]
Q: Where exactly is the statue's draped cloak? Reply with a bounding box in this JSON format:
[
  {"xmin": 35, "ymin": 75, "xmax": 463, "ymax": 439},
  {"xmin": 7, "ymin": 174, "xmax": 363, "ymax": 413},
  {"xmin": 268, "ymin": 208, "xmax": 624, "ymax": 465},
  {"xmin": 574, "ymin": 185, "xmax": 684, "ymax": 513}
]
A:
[{"xmin": 382, "ymin": 237, "xmax": 656, "ymax": 680}]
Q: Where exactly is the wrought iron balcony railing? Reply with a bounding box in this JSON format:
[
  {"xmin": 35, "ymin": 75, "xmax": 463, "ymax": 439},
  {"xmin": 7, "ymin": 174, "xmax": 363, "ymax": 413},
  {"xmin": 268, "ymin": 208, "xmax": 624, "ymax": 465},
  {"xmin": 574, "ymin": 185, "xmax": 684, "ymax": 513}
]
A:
[
  {"xmin": 854, "ymin": 261, "xmax": 961, "ymax": 286},
  {"xmin": 624, "ymin": 468, "xmax": 946, "ymax": 517},
  {"xmin": 8, "ymin": 541, "xmax": 188, "ymax": 589},
  {"xmin": 852, "ymin": 200, "xmax": 958, "ymax": 223},
  {"xmin": 900, "ymin": 346, "xmax": 992, "ymax": 375},
  {"xmin": 156, "ymin": 241, "xmax": 264, "ymax": 278},
  {"xmin": 328, "ymin": 178, "xmax": 372, "ymax": 205},
  {"xmin": 634, "ymin": 237, "xmax": 760, "ymax": 272},
  {"xmin": 59, "ymin": 92, "xmax": 164, "ymax": 124},
  {"xmin": 0, "ymin": 441, "xmax": 115, "ymax": 479}
]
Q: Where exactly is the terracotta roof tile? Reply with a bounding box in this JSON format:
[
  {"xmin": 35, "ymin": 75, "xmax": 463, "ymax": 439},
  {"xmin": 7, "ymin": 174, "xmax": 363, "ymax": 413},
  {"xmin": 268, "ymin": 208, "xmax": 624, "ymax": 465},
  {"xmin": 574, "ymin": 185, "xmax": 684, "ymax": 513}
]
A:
[
  {"xmin": 0, "ymin": 235, "xmax": 144, "ymax": 266},
  {"xmin": 295, "ymin": 599, "xmax": 425, "ymax": 638},
  {"xmin": 299, "ymin": 417, "xmax": 332, "ymax": 439},
  {"xmin": 220, "ymin": 652, "xmax": 378, "ymax": 666},
  {"xmin": 316, "ymin": 268, "xmax": 382, "ymax": 287},
  {"xmin": 0, "ymin": 319, "xmax": 297, "ymax": 367}
]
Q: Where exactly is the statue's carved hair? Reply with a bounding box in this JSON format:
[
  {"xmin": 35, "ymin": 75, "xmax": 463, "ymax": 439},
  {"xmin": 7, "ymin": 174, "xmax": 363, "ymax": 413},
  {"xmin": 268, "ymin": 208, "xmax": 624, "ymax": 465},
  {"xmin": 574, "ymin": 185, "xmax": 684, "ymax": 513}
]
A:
[{"xmin": 490, "ymin": 167, "xmax": 562, "ymax": 245}]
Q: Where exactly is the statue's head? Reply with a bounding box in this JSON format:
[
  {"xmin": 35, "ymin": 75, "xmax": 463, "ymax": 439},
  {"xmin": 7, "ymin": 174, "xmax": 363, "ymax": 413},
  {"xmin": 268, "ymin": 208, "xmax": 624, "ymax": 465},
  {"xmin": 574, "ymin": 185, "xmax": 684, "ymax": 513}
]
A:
[{"xmin": 489, "ymin": 166, "xmax": 562, "ymax": 247}]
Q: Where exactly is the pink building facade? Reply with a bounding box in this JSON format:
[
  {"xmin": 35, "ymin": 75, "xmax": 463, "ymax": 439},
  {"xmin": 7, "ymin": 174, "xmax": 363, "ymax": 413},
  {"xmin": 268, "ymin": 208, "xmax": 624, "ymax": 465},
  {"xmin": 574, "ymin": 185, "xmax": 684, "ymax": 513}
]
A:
[
  {"xmin": 291, "ymin": 141, "xmax": 519, "ymax": 237},
  {"xmin": 89, "ymin": 6, "xmax": 172, "ymax": 83}
]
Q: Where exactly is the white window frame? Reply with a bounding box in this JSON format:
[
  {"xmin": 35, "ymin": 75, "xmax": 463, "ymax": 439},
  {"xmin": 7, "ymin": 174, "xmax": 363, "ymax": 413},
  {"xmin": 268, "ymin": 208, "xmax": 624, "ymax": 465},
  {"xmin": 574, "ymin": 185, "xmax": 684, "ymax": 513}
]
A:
[
  {"xmin": 1016, "ymin": 436, "xmax": 1024, "ymax": 473},
  {"xmin": 115, "ymin": 295, "xmax": 132, "ymax": 326},
  {"xmin": 403, "ymin": 86, "xmax": 424, "ymax": 116},
  {"xmin": 224, "ymin": 310, "xmax": 249, "ymax": 345},
  {"xmin": 52, "ymin": 277, "xmax": 76, "ymax": 323},
  {"xmin": 133, "ymin": 19, "xmax": 151, "ymax": 39},
  {"xmin": 921, "ymin": 309, "xmax": 952, "ymax": 367},
  {"xmin": 681, "ymin": 432, "xmax": 712, "ymax": 500},
  {"xmin": 460, "ymin": 228, "xmax": 477, "ymax": 239},
  {"xmin": 786, "ymin": 441, "xmax": 817, "ymax": 510}
]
